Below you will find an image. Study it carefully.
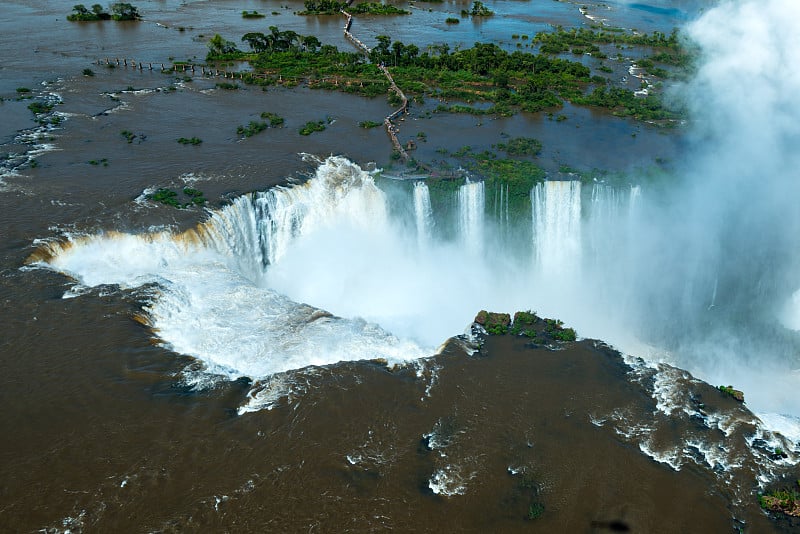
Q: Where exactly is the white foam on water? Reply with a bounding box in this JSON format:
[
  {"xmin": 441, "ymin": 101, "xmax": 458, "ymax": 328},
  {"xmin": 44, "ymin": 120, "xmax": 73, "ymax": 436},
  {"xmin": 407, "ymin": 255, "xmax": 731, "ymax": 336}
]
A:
[
  {"xmin": 638, "ymin": 441, "xmax": 683, "ymax": 471},
  {"xmin": 428, "ymin": 464, "xmax": 473, "ymax": 496}
]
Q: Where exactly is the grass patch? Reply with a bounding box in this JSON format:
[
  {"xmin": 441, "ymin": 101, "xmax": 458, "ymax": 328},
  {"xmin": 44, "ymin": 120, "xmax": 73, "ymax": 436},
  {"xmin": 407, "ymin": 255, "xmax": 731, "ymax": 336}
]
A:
[
  {"xmin": 27, "ymin": 101, "xmax": 55, "ymax": 114},
  {"xmin": 177, "ymin": 137, "xmax": 202, "ymax": 145},
  {"xmin": 148, "ymin": 187, "xmax": 207, "ymax": 208},
  {"xmin": 718, "ymin": 385, "xmax": 744, "ymax": 403},
  {"xmin": 474, "ymin": 310, "xmax": 511, "ymax": 335},
  {"xmin": 494, "ymin": 137, "xmax": 542, "ymax": 157},
  {"xmin": 299, "ymin": 120, "xmax": 326, "ymax": 136}
]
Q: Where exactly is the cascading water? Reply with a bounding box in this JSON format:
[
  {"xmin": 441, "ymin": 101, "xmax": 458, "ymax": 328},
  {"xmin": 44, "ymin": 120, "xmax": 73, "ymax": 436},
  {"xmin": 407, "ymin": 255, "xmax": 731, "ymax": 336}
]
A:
[
  {"xmin": 413, "ymin": 181, "xmax": 433, "ymax": 249},
  {"xmin": 458, "ymin": 179, "xmax": 485, "ymax": 257},
  {"xmin": 531, "ymin": 181, "xmax": 582, "ymax": 278},
  {"xmin": 30, "ymin": 153, "xmax": 800, "ymax": 430}
]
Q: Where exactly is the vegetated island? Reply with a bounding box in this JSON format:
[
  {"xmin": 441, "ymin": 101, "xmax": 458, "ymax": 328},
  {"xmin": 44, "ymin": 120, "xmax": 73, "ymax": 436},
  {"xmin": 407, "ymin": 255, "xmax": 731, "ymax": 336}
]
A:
[
  {"xmin": 67, "ymin": 3, "xmax": 141, "ymax": 21},
  {"xmin": 300, "ymin": 0, "xmax": 410, "ymax": 15},
  {"xmin": 205, "ymin": 25, "xmax": 691, "ymax": 124}
]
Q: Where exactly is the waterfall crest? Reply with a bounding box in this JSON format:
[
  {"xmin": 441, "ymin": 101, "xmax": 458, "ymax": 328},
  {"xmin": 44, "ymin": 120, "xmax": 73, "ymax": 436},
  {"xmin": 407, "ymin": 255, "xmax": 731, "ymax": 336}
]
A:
[
  {"xmin": 532, "ymin": 181, "xmax": 582, "ymax": 277},
  {"xmin": 413, "ymin": 181, "xmax": 433, "ymax": 249},
  {"xmin": 458, "ymin": 180, "xmax": 485, "ymax": 257}
]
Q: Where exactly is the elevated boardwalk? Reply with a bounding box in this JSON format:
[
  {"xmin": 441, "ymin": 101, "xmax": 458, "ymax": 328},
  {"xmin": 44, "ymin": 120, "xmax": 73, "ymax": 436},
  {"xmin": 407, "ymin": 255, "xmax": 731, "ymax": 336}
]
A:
[{"xmin": 341, "ymin": 8, "xmax": 410, "ymax": 161}]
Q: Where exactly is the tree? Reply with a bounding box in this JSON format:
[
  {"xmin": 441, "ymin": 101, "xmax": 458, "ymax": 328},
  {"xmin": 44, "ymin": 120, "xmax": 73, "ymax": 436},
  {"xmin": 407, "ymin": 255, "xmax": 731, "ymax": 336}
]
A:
[
  {"xmin": 242, "ymin": 32, "xmax": 268, "ymax": 53},
  {"xmin": 208, "ymin": 34, "xmax": 240, "ymax": 57},
  {"xmin": 110, "ymin": 3, "xmax": 140, "ymax": 20},
  {"xmin": 301, "ymin": 35, "xmax": 321, "ymax": 53}
]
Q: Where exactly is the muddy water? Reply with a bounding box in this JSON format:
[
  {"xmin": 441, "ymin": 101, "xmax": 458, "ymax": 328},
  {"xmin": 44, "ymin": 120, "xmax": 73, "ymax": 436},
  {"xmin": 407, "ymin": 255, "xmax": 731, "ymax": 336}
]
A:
[{"xmin": 1, "ymin": 0, "xmax": 788, "ymax": 532}]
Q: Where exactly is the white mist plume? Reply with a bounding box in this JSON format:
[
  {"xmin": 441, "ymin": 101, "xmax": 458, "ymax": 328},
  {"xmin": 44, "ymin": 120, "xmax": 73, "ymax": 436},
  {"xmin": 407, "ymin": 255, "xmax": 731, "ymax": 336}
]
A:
[{"xmin": 601, "ymin": 0, "xmax": 800, "ymax": 415}]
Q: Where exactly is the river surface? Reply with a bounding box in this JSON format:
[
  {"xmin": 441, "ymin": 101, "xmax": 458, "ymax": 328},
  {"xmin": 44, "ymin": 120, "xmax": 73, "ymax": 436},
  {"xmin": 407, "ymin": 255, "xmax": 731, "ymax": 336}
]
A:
[{"xmin": 3, "ymin": 0, "xmax": 798, "ymax": 532}]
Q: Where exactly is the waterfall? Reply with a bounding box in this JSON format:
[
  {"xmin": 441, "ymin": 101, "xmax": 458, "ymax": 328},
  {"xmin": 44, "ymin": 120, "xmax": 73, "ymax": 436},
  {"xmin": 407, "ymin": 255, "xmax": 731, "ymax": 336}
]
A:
[
  {"xmin": 199, "ymin": 156, "xmax": 390, "ymax": 283},
  {"xmin": 531, "ymin": 180, "xmax": 582, "ymax": 277},
  {"xmin": 413, "ymin": 181, "xmax": 433, "ymax": 248},
  {"xmin": 458, "ymin": 179, "xmax": 485, "ymax": 256}
]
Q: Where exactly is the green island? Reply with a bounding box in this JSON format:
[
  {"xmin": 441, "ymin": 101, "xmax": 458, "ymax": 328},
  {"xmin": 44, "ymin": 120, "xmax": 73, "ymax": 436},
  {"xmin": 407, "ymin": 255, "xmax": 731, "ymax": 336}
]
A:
[
  {"xmin": 177, "ymin": 136, "xmax": 202, "ymax": 145},
  {"xmin": 241, "ymin": 10, "xmax": 266, "ymax": 19},
  {"xmin": 299, "ymin": 120, "xmax": 327, "ymax": 136},
  {"xmin": 205, "ymin": 24, "xmax": 690, "ymax": 124},
  {"xmin": 760, "ymin": 481, "xmax": 800, "ymax": 517},
  {"xmin": 474, "ymin": 309, "xmax": 577, "ymax": 343},
  {"xmin": 148, "ymin": 187, "xmax": 207, "ymax": 208},
  {"xmin": 300, "ymin": 0, "xmax": 410, "ymax": 15},
  {"xmin": 67, "ymin": 3, "xmax": 140, "ymax": 21},
  {"xmin": 464, "ymin": 0, "xmax": 493, "ymax": 17},
  {"xmin": 718, "ymin": 385, "xmax": 745, "ymax": 402}
]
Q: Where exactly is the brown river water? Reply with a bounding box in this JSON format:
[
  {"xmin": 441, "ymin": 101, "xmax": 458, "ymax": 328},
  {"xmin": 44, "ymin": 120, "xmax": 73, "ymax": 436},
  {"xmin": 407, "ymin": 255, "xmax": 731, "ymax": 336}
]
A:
[{"xmin": 3, "ymin": 0, "xmax": 798, "ymax": 532}]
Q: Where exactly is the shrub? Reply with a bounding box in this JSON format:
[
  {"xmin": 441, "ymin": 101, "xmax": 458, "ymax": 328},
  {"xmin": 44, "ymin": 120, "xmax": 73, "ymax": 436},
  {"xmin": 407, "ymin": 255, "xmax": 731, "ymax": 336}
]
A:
[
  {"xmin": 719, "ymin": 385, "xmax": 744, "ymax": 402},
  {"xmin": 474, "ymin": 310, "xmax": 511, "ymax": 335},
  {"xmin": 177, "ymin": 137, "xmax": 202, "ymax": 145},
  {"xmin": 494, "ymin": 137, "xmax": 542, "ymax": 157},
  {"xmin": 27, "ymin": 101, "xmax": 55, "ymax": 114},
  {"xmin": 260, "ymin": 111, "xmax": 284, "ymax": 126},
  {"xmin": 299, "ymin": 120, "xmax": 326, "ymax": 135}
]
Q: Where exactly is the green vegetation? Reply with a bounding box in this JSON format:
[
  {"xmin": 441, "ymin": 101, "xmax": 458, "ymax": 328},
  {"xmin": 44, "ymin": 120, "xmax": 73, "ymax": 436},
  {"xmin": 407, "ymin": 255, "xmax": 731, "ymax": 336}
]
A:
[
  {"xmin": 300, "ymin": 0, "xmax": 346, "ymax": 15},
  {"xmin": 510, "ymin": 310, "xmax": 539, "ymax": 337},
  {"xmin": 82, "ymin": 68, "xmax": 95, "ymax": 76},
  {"xmin": 177, "ymin": 137, "xmax": 202, "ymax": 145},
  {"xmin": 148, "ymin": 187, "xmax": 207, "ymax": 208},
  {"xmin": 466, "ymin": 0, "xmax": 492, "ymax": 16},
  {"xmin": 474, "ymin": 310, "xmax": 511, "ymax": 335},
  {"xmin": 215, "ymin": 81, "xmax": 240, "ymax": 90},
  {"xmin": 573, "ymin": 86, "xmax": 681, "ymax": 121},
  {"xmin": 237, "ymin": 117, "xmax": 283, "ymax": 137},
  {"xmin": 208, "ymin": 26, "xmax": 683, "ymax": 124},
  {"xmin": 759, "ymin": 482, "xmax": 800, "ymax": 517},
  {"xmin": 242, "ymin": 10, "xmax": 266, "ymax": 18},
  {"xmin": 350, "ymin": 3, "xmax": 410, "ymax": 15},
  {"xmin": 299, "ymin": 120, "xmax": 326, "ymax": 135},
  {"xmin": 120, "ymin": 130, "xmax": 136, "ymax": 143},
  {"xmin": 110, "ymin": 3, "xmax": 140, "ymax": 20},
  {"xmin": 534, "ymin": 27, "xmax": 681, "ymax": 55},
  {"xmin": 494, "ymin": 137, "xmax": 542, "ymax": 157},
  {"xmin": 27, "ymin": 101, "xmax": 55, "ymax": 114},
  {"xmin": 16, "ymin": 87, "xmax": 31, "ymax": 94},
  {"xmin": 527, "ymin": 503, "xmax": 545, "ymax": 520},
  {"xmin": 88, "ymin": 158, "xmax": 109, "ymax": 166},
  {"xmin": 544, "ymin": 318, "xmax": 577, "ymax": 342},
  {"xmin": 445, "ymin": 17, "xmax": 459, "ymax": 24},
  {"xmin": 67, "ymin": 4, "xmax": 109, "ymax": 21},
  {"xmin": 359, "ymin": 120, "xmax": 383, "ymax": 129},
  {"xmin": 237, "ymin": 121, "xmax": 267, "ymax": 137},
  {"xmin": 67, "ymin": 3, "xmax": 140, "ymax": 21},
  {"xmin": 718, "ymin": 385, "xmax": 744, "ymax": 403},
  {"xmin": 260, "ymin": 111, "xmax": 284, "ymax": 126}
]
